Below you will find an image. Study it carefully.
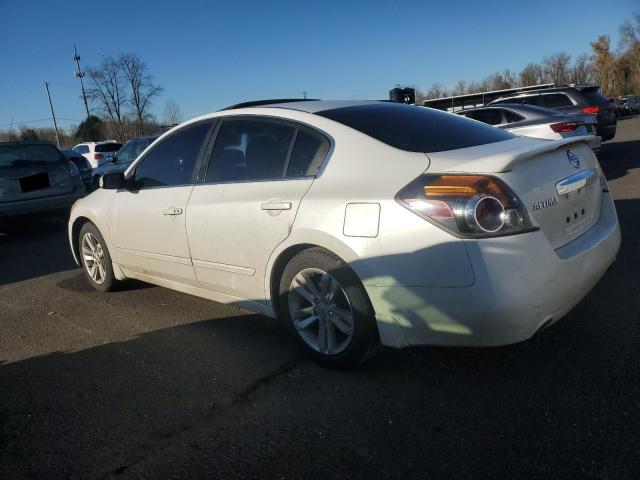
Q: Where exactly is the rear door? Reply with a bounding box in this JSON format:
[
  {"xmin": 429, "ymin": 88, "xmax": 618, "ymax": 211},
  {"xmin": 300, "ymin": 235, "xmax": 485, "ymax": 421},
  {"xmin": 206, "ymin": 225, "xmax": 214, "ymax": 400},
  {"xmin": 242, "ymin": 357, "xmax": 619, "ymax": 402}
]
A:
[
  {"xmin": 0, "ymin": 143, "xmax": 74, "ymax": 203},
  {"xmin": 186, "ymin": 117, "xmax": 329, "ymax": 301},
  {"xmin": 111, "ymin": 121, "xmax": 214, "ymax": 285}
]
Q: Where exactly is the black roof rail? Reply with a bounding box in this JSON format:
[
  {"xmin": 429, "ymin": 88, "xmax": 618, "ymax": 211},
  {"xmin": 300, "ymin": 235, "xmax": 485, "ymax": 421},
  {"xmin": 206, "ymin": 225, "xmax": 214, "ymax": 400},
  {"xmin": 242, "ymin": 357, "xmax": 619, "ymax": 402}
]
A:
[{"xmin": 220, "ymin": 98, "xmax": 319, "ymax": 110}]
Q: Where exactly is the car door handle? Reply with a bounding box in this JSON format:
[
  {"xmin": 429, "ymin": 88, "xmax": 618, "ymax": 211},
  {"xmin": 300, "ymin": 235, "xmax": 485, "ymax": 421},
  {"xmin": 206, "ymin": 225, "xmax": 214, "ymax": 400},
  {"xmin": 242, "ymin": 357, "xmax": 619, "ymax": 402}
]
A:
[
  {"xmin": 161, "ymin": 207, "xmax": 183, "ymax": 216},
  {"xmin": 261, "ymin": 201, "xmax": 292, "ymax": 211}
]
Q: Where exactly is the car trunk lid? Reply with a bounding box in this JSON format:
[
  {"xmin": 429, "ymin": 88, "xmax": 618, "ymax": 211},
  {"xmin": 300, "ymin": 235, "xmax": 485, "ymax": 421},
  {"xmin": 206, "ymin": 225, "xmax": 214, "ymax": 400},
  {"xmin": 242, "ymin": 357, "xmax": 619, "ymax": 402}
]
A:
[
  {"xmin": 427, "ymin": 137, "xmax": 603, "ymax": 249},
  {"xmin": 0, "ymin": 143, "xmax": 74, "ymax": 203}
]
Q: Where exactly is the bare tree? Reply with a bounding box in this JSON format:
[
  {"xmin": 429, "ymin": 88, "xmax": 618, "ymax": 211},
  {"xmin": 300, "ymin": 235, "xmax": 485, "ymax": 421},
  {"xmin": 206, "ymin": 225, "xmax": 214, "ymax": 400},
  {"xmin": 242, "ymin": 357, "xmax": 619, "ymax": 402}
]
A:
[
  {"xmin": 163, "ymin": 100, "xmax": 182, "ymax": 125},
  {"xmin": 86, "ymin": 56, "xmax": 128, "ymax": 141},
  {"xmin": 426, "ymin": 83, "xmax": 448, "ymax": 99},
  {"xmin": 119, "ymin": 53, "xmax": 163, "ymax": 135},
  {"xmin": 619, "ymin": 13, "xmax": 640, "ymax": 49},
  {"xmin": 543, "ymin": 52, "xmax": 572, "ymax": 84},
  {"xmin": 454, "ymin": 80, "xmax": 466, "ymax": 96},
  {"xmin": 502, "ymin": 69, "xmax": 519, "ymax": 88},
  {"xmin": 571, "ymin": 53, "xmax": 594, "ymax": 85},
  {"xmin": 519, "ymin": 63, "xmax": 545, "ymax": 86},
  {"xmin": 618, "ymin": 13, "xmax": 640, "ymax": 95},
  {"xmin": 466, "ymin": 81, "xmax": 483, "ymax": 94}
]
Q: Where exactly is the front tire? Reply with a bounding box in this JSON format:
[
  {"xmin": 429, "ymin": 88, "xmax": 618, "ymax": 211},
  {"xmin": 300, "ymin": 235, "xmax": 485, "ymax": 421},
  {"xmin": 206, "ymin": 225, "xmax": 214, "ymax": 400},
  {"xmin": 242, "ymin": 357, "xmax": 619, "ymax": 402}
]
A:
[
  {"xmin": 279, "ymin": 248, "xmax": 379, "ymax": 368},
  {"xmin": 78, "ymin": 222, "xmax": 117, "ymax": 292}
]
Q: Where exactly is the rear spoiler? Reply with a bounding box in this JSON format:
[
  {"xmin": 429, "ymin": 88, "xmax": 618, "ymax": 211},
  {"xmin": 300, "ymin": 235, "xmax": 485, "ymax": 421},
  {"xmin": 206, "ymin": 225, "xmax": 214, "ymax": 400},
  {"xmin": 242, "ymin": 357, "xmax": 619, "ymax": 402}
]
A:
[
  {"xmin": 431, "ymin": 136, "xmax": 596, "ymax": 174},
  {"xmin": 497, "ymin": 136, "xmax": 595, "ymax": 172}
]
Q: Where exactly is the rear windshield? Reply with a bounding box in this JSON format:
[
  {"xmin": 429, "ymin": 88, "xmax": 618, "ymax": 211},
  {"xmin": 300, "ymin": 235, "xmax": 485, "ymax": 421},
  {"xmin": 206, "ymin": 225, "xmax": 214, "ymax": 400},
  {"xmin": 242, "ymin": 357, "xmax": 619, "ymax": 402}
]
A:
[
  {"xmin": 0, "ymin": 144, "xmax": 65, "ymax": 166},
  {"xmin": 315, "ymin": 103, "xmax": 514, "ymax": 152},
  {"xmin": 581, "ymin": 89, "xmax": 609, "ymax": 106},
  {"xmin": 96, "ymin": 143, "xmax": 123, "ymax": 152}
]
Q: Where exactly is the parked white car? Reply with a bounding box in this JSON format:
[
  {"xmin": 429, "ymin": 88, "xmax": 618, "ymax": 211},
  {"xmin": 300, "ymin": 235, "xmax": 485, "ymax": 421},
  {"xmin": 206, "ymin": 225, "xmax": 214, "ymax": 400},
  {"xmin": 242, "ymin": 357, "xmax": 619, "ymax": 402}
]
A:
[
  {"xmin": 72, "ymin": 141, "xmax": 122, "ymax": 168},
  {"xmin": 458, "ymin": 104, "xmax": 602, "ymax": 153},
  {"xmin": 68, "ymin": 100, "xmax": 621, "ymax": 366}
]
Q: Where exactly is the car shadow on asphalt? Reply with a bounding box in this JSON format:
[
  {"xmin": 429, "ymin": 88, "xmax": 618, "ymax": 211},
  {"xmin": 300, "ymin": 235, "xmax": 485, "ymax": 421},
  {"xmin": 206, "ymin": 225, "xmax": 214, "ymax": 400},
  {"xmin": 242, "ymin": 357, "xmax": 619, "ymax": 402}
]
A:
[
  {"xmin": 0, "ymin": 214, "xmax": 76, "ymax": 286},
  {"xmin": 598, "ymin": 139, "xmax": 640, "ymax": 182}
]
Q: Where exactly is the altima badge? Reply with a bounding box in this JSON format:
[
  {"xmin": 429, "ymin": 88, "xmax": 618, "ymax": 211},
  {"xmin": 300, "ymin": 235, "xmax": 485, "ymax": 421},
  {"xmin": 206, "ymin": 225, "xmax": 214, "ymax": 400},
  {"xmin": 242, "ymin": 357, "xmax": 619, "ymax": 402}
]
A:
[
  {"xmin": 532, "ymin": 197, "xmax": 559, "ymax": 211},
  {"xmin": 567, "ymin": 150, "xmax": 580, "ymax": 169}
]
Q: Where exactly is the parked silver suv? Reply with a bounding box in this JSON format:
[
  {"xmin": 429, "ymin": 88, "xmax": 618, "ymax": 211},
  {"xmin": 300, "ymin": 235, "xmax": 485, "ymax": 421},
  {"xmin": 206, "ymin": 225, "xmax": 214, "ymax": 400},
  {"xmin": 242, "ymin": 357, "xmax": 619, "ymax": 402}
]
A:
[{"xmin": 490, "ymin": 86, "xmax": 617, "ymax": 141}]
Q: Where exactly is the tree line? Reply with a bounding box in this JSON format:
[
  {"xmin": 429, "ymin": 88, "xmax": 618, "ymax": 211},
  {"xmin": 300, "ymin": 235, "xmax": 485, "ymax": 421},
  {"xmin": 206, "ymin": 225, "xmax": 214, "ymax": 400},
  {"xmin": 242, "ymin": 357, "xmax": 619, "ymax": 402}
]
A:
[
  {"xmin": 416, "ymin": 13, "xmax": 640, "ymax": 101},
  {"xmin": 0, "ymin": 52, "xmax": 182, "ymax": 147}
]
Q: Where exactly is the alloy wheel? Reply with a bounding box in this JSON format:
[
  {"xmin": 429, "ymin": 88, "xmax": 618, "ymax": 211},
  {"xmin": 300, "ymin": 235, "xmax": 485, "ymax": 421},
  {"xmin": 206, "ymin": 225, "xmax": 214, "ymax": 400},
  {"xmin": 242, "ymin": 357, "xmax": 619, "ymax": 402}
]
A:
[
  {"xmin": 81, "ymin": 232, "xmax": 106, "ymax": 285},
  {"xmin": 288, "ymin": 267, "xmax": 355, "ymax": 355}
]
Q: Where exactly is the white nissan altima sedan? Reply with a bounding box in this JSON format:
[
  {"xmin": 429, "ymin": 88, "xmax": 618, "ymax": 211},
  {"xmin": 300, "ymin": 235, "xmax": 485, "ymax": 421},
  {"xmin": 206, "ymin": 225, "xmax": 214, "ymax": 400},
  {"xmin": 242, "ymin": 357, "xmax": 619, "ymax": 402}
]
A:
[{"xmin": 68, "ymin": 100, "xmax": 621, "ymax": 367}]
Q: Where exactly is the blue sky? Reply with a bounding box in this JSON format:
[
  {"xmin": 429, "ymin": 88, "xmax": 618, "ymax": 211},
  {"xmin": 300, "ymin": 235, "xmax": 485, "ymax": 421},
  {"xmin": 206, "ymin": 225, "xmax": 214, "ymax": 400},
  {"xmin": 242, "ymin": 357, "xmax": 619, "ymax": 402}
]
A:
[{"xmin": 0, "ymin": 0, "xmax": 635, "ymax": 130}]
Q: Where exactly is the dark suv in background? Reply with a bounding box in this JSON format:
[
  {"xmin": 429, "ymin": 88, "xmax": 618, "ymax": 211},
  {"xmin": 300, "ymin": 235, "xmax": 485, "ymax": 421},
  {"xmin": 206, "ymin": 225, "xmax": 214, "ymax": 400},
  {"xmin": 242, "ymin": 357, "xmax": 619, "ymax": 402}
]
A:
[{"xmin": 490, "ymin": 86, "xmax": 617, "ymax": 141}]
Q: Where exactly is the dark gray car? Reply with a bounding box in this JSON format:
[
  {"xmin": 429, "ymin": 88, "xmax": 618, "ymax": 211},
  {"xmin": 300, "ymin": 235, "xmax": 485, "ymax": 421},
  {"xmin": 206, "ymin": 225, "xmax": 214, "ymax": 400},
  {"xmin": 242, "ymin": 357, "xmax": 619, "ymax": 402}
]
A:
[
  {"xmin": 0, "ymin": 141, "xmax": 85, "ymax": 217},
  {"xmin": 489, "ymin": 86, "xmax": 616, "ymax": 141},
  {"xmin": 90, "ymin": 133, "xmax": 160, "ymax": 190}
]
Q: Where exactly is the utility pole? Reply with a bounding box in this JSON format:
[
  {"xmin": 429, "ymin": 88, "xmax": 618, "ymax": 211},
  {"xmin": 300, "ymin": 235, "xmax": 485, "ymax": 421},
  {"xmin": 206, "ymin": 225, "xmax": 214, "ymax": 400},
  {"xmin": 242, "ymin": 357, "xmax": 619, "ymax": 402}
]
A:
[
  {"xmin": 44, "ymin": 82, "xmax": 61, "ymax": 148},
  {"xmin": 73, "ymin": 45, "xmax": 90, "ymax": 118}
]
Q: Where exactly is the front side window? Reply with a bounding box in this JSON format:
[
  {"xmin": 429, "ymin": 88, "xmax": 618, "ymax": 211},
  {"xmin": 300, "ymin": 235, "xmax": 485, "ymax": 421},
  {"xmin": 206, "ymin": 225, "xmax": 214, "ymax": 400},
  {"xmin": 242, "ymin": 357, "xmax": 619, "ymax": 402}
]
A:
[
  {"xmin": 115, "ymin": 141, "xmax": 137, "ymax": 163},
  {"xmin": 134, "ymin": 122, "xmax": 211, "ymax": 188},
  {"xmin": 206, "ymin": 119, "xmax": 295, "ymax": 183}
]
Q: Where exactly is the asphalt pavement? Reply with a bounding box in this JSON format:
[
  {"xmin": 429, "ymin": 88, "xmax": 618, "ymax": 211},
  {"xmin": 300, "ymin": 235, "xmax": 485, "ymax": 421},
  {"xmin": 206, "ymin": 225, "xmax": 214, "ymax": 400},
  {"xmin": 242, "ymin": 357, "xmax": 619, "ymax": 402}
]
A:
[{"xmin": 1, "ymin": 117, "xmax": 639, "ymax": 479}]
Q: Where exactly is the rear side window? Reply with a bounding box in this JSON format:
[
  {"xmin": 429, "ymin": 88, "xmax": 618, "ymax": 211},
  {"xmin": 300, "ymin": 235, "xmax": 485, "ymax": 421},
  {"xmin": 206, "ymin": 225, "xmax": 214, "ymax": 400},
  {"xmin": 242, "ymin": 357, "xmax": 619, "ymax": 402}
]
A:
[
  {"xmin": 504, "ymin": 110, "xmax": 525, "ymax": 123},
  {"xmin": 0, "ymin": 144, "xmax": 65, "ymax": 165},
  {"xmin": 206, "ymin": 119, "xmax": 295, "ymax": 182},
  {"xmin": 286, "ymin": 129, "xmax": 329, "ymax": 177},
  {"xmin": 316, "ymin": 103, "xmax": 514, "ymax": 152},
  {"xmin": 470, "ymin": 109, "xmax": 504, "ymax": 125},
  {"xmin": 542, "ymin": 94, "xmax": 573, "ymax": 109},
  {"xmin": 581, "ymin": 89, "xmax": 609, "ymax": 106},
  {"xmin": 134, "ymin": 122, "xmax": 211, "ymax": 188},
  {"xmin": 96, "ymin": 143, "xmax": 122, "ymax": 153},
  {"xmin": 495, "ymin": 96, "xmax": 540, "ymax": 106},
  {"xmin": 74, "ymin": 145, "xmax": 90, "ymax": 154}
]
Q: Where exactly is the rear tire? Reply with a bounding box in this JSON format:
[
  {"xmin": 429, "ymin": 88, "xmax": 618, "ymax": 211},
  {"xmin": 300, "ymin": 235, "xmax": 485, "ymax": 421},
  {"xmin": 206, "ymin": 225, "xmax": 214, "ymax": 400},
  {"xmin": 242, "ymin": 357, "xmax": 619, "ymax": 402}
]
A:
[
  {"xmin": 78, "ymin": 222, "xmax": 117, "ymax": 292},
  {"xmin": 279, "ymin": 248, "xmax": 379, "ymax": 368}
]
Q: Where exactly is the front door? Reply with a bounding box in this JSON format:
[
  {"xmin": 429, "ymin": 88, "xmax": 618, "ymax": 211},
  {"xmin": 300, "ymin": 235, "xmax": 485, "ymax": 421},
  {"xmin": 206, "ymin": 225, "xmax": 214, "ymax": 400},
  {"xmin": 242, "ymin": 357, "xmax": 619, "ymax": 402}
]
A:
[{"xmin": 112, "ymin": 121, "xmax": 214, "ymax": 286}]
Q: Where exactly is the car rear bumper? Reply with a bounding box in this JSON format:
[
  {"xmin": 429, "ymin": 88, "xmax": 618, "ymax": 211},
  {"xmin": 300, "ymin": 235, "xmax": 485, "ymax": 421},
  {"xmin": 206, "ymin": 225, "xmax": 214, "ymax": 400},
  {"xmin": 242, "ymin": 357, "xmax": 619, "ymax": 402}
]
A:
[
  {"xmin": 368, "ymin": 192, "xmax": 621, "ymax": 348},
  {"xmin": 0, "ymin": 188, "xmax": 85, "ymax": 218}
]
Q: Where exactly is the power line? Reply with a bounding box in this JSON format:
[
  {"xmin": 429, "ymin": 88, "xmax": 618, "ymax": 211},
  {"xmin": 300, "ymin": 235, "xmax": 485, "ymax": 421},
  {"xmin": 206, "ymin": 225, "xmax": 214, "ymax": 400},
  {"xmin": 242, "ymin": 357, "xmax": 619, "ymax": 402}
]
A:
[{"xmin": 0, "ymin": 117, "xmax": 81, "ymax": 128}]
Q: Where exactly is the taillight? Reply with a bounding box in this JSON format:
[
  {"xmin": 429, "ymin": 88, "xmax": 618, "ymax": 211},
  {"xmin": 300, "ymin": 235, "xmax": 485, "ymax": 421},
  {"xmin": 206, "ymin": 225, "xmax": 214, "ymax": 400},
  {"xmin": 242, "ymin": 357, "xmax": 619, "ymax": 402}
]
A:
[
  {"xmin": 550, "ymin": 122, "xmax": 581, "ymax": 133},
  {"xmin": 396, "ymin": 174, "xmax": 537, "ymax": 238},
  {"xmin": 582, "ymin": 106, "xmax": 599, "ymax": 114},
  {"xmin": 94, "ymin": 153, "xmax": 104, "ymax": 160}
]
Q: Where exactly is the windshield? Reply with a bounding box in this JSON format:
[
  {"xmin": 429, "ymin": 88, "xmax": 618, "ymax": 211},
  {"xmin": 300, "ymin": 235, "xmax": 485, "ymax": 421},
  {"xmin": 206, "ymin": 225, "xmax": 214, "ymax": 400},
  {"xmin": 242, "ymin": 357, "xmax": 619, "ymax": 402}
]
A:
[
  {"xmin": 0, "ymin": 143, "xmax": 65, "ymax": 166},
  {"xmin": 316, "ymin": 103, "xmax": 515, "ymax": 153}
]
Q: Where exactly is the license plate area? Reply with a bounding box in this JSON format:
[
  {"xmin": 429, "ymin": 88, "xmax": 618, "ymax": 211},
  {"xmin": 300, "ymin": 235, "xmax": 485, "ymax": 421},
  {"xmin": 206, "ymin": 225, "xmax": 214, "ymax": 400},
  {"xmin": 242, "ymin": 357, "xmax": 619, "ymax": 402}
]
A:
[{"xmin": 20, "ymin": 172, "xmax": 50, "ymax": 193}]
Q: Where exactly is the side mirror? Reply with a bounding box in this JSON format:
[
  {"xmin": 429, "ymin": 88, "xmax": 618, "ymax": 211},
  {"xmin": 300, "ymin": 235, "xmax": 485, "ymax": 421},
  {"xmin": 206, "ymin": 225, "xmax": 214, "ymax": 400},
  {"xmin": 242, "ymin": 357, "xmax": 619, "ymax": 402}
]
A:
[
  {"xmin": 99, "ymin": 172, "xmax": 125, "ymax": 190},
  {"xmin": 110, "ymin": 154, "xmax": 118, "ymax": 163}
]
